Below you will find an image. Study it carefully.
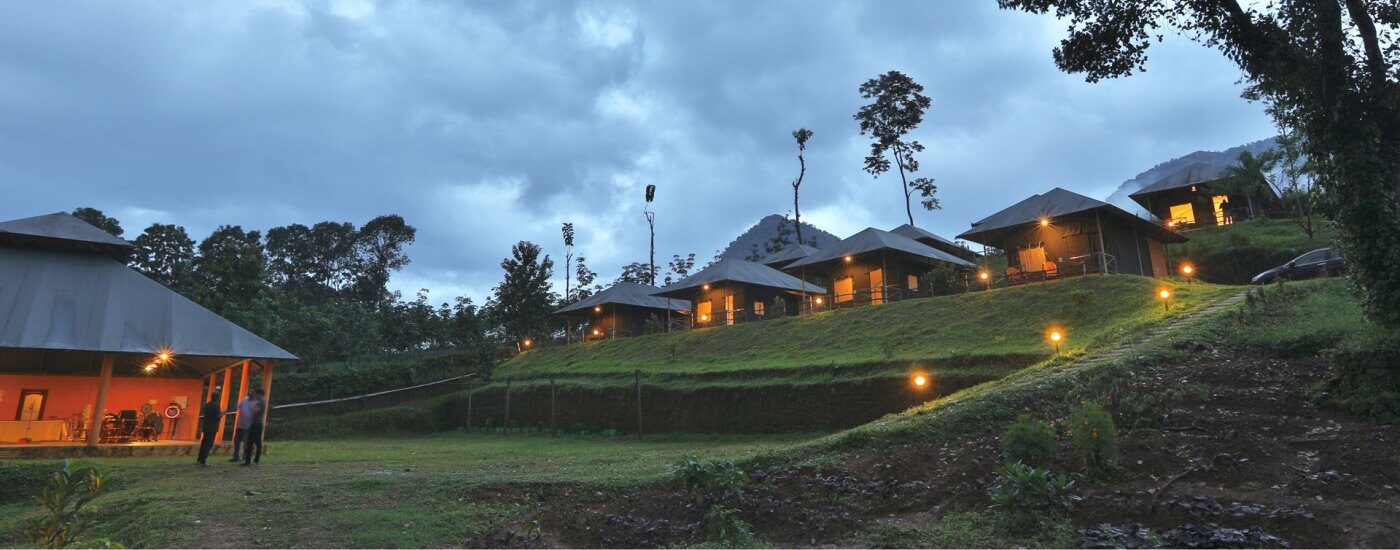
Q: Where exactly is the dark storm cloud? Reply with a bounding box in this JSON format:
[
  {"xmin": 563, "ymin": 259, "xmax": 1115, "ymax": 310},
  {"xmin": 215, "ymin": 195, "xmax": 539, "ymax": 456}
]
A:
[{"xmin": 0, "ymin": 0, "xmax": 1274, "ymax": 302}]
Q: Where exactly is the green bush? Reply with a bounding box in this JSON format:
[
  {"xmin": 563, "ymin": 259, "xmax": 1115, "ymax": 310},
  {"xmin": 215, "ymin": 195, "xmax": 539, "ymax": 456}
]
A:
[
  {"xmin": 672, "ymin": 453, "xmax": 747, "ymax": 505},
  {"xmin": 703, "ymin": 504, "xmax": 755, "ymax": 546},
  {"xmin": 1000, "ymin": 414, "xmax": 1057, "ymax": 467},
  {"xmin": 986, "ymin": 462, "xmax": 1077, "ymax": 535},
  {"xmin": 27, "ymin": 460, "xmax": 121, "ymax": 549},
  {"xmin": 1068, "ymin": 402, "xmax": 1118, "ymax": 475},
  {"xmin": 0, "ymin": 463, "xmax": 54, "ymax": 506}
]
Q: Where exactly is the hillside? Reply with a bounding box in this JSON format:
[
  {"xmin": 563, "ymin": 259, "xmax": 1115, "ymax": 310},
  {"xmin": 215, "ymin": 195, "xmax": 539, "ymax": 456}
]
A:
[
  {"xmin": 1168, "ymin": 218, "xmax": 1336, "ymax": 283},
  {"xmin": 718, "ymin": 214, "xmax": 840, "ymax": 260},
  {"xmin": 501, "ymin": 276, "xmax": 1235, "ymax": 384}
]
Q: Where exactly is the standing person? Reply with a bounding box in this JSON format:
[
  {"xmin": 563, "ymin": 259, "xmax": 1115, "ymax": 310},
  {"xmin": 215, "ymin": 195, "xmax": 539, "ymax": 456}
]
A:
[
  {"xmin": 241, "ymin": 388, "xmax": 267, "ymax": 466},
  {"xmin": 196, "ymin": 390, "xmax": 221, "ymax": 466},
  {"xmin": 228, "ymin": 393, "xmax": 251, "ymax": 463}
]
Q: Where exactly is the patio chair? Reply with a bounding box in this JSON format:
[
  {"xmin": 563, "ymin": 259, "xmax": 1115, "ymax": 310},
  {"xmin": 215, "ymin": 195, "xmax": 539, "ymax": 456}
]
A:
[
  {"xmin": 1044, "ymin": 261, "xmax": 1060, "ymax": 280},
  {"xmin": 1006, "ymin": 266, "xmax": 1025, "ymax": 285}
]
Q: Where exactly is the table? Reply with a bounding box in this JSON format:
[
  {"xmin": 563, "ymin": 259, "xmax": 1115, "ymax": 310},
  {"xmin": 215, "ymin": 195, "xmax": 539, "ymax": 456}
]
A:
[{"xmin": 0, "ymin": 420, "xmax": 68, "ymax": 442}]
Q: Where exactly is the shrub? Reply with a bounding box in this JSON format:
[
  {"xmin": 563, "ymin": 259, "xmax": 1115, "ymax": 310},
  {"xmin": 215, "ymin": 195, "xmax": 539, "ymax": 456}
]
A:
[
  {"xmin": 672, "ymin": 453, "xmax": 747, "ymax": 505},
  {"xmin": 986, "ymin": 462, "xmax": 1077, "ymax": 535},
  {"xmin": 703, "ymin": 504, "xmax": 755, "ymax": 546},
  {"xmin": 1069, "ymin": 402, "xmax": 1118, "ymax": 475},
  {"xmin": 768, "ymin": 296, "xmax": 786, "ymax": 319},
  {"xmin": 28, "ymin": 460, "xmax": 120, "ymax": 549},
  {"xmin": 0, "ymin": 463, "xmax": 53, "ymax": 506},
  {"xmin": 919, "ymin": 264, "xmax": 966, "ymax": 297},
  {"xmin": 1001, "ymin": 414, "xmax": 1057, "ymax": 467}
]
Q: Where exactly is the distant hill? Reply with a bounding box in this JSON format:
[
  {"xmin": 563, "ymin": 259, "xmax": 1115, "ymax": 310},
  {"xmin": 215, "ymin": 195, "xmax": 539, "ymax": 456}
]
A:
[
  {"xmin": 718, "ymin": 214, "xmax": 841, "ymax": 260},
  {"xmin": 1105, "ymin": 137, "xmax": 1280, "ymax": 213}
]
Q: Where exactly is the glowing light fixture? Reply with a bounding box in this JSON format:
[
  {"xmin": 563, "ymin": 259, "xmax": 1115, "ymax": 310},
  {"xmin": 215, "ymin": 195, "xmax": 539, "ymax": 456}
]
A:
[
  {"xmin": 979, "ymin": 270, "xmax": 990, "ymax": 283},
  {"xmin": 702, "ymin": 283, "xmax": 710, "ymax": 290},
  {"xmin": 523, "ymin": 338, "xmax": 533, "ymax": 347},
  {"xmin": 158, "ymin": 352, "xmax": 171, "ymax": 362},
  {"xmin": 814, "ymin": 296, "xmax": 824, "ymax": 305},
  {"xmin": 143, "ymin": 363, "xmax": 157, "ymax": 373},
  {"xmin": 700, "ymin": 314, "xmax": 709, "ymax": 322},
  {"xmin": 1181, "ymin": 264, "xmax": 1194, "ymax": 275},
  {"xmin": 913, "ymin": 375, "xmax": 928, "ymax": 388},
  {"xmin": 843, "ymin": 255, "xmax": 853, "ymax": 263},
  {"xmin": 1047, "ymin": 328, "xmax": 1063, "ymax": 354},
  {"xmin": 592, "ymin": 329, "xmax": 601, "ymax": 336},
  {"xmin": 594, "ymin": 306, "xmax": 602, "ymax": 313},
  {"xmin": 1158, "ymin": 288, "xmax": 1172, "ymax": 312},
  {"xmin": 1039, "ymin": 218, "xmax": 1050, "ymax": 227}
]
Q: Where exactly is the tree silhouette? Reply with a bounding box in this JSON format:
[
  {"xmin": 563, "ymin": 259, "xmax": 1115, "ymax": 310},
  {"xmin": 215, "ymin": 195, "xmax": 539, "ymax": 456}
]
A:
[{"xmin": 853, "ymin": 71, "xmax": 940, "ymax": 226}]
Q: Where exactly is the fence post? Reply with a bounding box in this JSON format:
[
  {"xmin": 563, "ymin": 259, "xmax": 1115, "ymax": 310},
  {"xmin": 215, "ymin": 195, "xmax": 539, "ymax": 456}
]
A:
[
  {"xmin": 549, "ymin": 377, "xmax": 557, "ymax": 436},
  {"xmin": 503, "ymin": 380, "xmax": 512, "ymax": 435},
  {"xmin": 465, "ymin": 379, "xmax": 474, "ymax": 433},
  {"xmin": 634, "ymin": 369, "xmax": 643, "ymax": 438}
]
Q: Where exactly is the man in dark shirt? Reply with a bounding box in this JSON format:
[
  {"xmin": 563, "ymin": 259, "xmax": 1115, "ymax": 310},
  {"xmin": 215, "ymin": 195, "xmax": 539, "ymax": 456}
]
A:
[{"xmin": 196, "ymin": 391, "xmax": 221, "ymax": 466}]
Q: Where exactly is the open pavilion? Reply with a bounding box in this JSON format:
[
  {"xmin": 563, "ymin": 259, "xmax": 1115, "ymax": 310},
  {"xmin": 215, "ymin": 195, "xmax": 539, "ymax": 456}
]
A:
[{"xmin": 0, "ymin": 213, "xmax": 296, "ymax": 457}]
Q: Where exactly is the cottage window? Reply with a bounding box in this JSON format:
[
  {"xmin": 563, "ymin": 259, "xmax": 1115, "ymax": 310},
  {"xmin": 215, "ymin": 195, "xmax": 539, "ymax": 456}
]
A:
[
  {"xmin": 1169, "ymin": 203, "xmax": 1195, "ymax": 225},
  {"xmin": 870, "ymin": 268, "xmax": 884, "ymax": 305},
  {"xmin": 1211, "ymin": 195, "xmax": 1232, "ymax": 225},
  {"xmin": 696, "ymin": 300, "xmax": 712, "ymax": 324},
  {"xmin": 753, "ymin": 301, "xmax": 765, "ymax": 317},
  {"xmin": 834, "ymin": 277, "xmax": 854, "ymax": 303},
  {"xmin": 907, "ymin": 274, "xmax": 919, "ymax": 292}
]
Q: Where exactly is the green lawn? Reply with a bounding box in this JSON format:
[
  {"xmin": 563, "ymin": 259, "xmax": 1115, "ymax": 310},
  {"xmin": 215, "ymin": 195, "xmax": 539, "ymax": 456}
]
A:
[
  {"xmin": 0, "ymin": 433, "xmax": 809, "ymax": 548},
  {"xmin": 501, "ymin": 275, "xmax": 1239, "ymax": 387},
  {"xmin": 1167, "ymin": 218, "xmax": 1336, "ymax": 283}
]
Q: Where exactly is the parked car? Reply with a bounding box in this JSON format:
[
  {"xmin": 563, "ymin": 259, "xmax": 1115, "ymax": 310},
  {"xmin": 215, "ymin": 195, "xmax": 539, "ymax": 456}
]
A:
[{"xmin": 1251, "ymin": 247, "xmax": 1344, "ymax": 284}]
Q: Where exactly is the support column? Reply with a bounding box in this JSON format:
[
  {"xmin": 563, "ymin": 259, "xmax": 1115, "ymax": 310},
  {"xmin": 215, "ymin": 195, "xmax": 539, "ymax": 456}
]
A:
[
  {"xmin": 216, "ymin": 365, "xmax": 234, "ymax": 441},
  {"xmin": 86, "ymin": 354, "xmax": 115, "ymax": 447},
  {"xmin": 259, "ymin": 360, "xmax": 275, "ymax": 447},
  {"xmin": 232, "ymin": 360, "xmax": 251, "ymax": 440}
]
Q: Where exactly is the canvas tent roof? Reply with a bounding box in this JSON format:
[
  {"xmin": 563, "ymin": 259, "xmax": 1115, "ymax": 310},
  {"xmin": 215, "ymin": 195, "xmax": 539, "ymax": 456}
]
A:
[
  {"xmin": 0, "ymin": 243, "xmax": 296, "ymax": 378},
  {"xmin": 556, "ymin": 282, "xmax": 690, "ymax": 315},
  {"xmin": 761, "ymin": 243, "xmax": 820, "ymax": 268},
  {"xmin": 1128, "ymin": 163, "xmax": 1231, "ymax": 201},
  {"xmin": 0, "ymin": 212, "xmax": 133, "ymax": 260},
  {"xmin": 957, "ymin": 187, "xmax": 1185, "ymax": 245},
  {"xmin": 786, "ymin": 227, "xmax": 975, "ymax": 269},
  {"xmin": 889, "ymin": 224, "xmax": 959, "ymax": 249},
  {"xmin": 653, "ymin": 259, "xmax": 825, "ymax": 298}
]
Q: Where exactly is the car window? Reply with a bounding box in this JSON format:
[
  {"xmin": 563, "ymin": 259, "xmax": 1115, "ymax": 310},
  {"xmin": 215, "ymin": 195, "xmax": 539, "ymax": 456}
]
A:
[{"xmin": 1294, "ymin": 249, "xmax": 1327, "ymax": 264}]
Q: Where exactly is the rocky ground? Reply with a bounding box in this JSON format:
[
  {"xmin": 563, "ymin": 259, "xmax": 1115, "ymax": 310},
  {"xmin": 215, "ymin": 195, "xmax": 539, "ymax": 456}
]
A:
[{"xmin": 481, "ymin": 339, "xmax": 1400, "ymax": 548}]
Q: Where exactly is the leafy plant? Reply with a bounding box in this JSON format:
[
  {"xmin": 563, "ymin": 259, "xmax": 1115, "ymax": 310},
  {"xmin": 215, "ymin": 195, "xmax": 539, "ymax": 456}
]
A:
[
  {"xmin": 672, "ymin": 453, "xmax": 747, "ymax": 505},
  {"xmin": 27, "ymin": 460, "xmax": 119, "ymax": 549},
  {"xmin": 986, "ymin": 462, "xmax": 1077, "ymax": 535},
  {"xmin": 1001, "ymin": 414, "xmax": 1057, "ymax": 467},
  {"xmin": 1068, "ymin": 402, "xmax": 1118, "ymax": 475},
  {"xmin": 703, "ymin": 504, "xmax": 755, "ymax": 546}
]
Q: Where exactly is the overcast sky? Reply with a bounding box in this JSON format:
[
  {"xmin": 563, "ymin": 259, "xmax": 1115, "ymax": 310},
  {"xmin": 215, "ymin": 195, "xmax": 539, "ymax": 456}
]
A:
[{"xmin": 0, "ymin": 1, "xmax": 1275, "ymax": 304}]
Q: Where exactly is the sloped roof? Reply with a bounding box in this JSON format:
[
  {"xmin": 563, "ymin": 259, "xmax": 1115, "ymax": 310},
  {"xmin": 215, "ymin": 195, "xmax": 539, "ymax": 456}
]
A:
[
  {"xmin": 0, "ymin": 245, "xmax": 297, "ymax": 377},
  {"xmin": 957, "ymin": 187, "xmax": 1184, "ymax": 245},
  {"xmin": 556, "ymin": 282, "xmax": 689, "ymax": 315},
  {"xmin": 761, "ymin": 243, "xmax": 820, "ymax": 268},
  {"xmin": 889, "ymin": 224, "xmax": 958, "ymax": 249},
  {"xmin": 0, "ymin": 212, "xmax": 133, "ymax": 260},
  {"xmin": 1129, "ymin": 162, "xmax": 1230, "ymax": 198},
  {"xmin": 654, "ymin": 259, "xmax": 825, "ymax": 298},
  {"xmin": 787, "ymin": 227, "xmax": 975, "ymax": 269}
]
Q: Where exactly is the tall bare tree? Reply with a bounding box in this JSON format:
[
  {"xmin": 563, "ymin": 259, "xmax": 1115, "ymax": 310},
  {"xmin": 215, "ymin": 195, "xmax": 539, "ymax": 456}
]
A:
[{"xmin": 790, "ymin": 128, "xmax": 813, "ymax": 245}]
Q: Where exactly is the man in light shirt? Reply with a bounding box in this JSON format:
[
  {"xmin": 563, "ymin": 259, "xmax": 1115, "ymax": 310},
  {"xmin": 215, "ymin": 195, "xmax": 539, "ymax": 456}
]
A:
[{"xmin": 228, "ymin": 393, "xmax": 251, "ymax": 462}]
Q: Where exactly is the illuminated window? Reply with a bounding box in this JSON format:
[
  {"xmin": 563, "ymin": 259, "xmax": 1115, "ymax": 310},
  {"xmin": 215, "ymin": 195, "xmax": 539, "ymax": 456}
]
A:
[
  {"xmin": 870, "ymin": 268, "xmax": 884, "ymax": 305},
  {"xmin": 696, "ymin": 300, "xmax": 712, "ymax": 324},
  {"xmin": 907, "ymin": 274, "xmax": 919, "ymax": 291},
  {"xmin": 753, "ymin": 301, "xmax": 765, "ymax": 317},
  {"xmin": 834, "ymin": 277, "xmax": 854, "ymax": 303},
  {"xmin": 1018, "ymin": 246, "xmax": 1047, "ymax": 272},
  {"xmin": 1211, "ymin": 195, "xmax": 1232, "ymax": 225},
  {"xmin": 1169, "ymin": 203, "xmax": 1196, "ymax": 225}
]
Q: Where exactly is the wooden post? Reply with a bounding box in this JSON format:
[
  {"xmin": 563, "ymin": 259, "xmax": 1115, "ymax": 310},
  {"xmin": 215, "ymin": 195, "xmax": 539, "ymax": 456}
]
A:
[
  {"xmin": 231, "ymin": 360, "xmax": 251, "ymax": 441},
  {"xmin": 216, "ymin": 365, "xmax": 235, "ymax": 441},
  {"xmin": 1094, "ymin": 210, "xmax": 1108, "ymax": 274},
  {"xmin": 503, "ymin": 381, "xmax": 512, "ymax": 434},
  {"xmin": 634, "ymin": 370, "xmax": 643, "ymax": 438},
  {"xmin": 465, "ymin": 379, "xmax": 474, "ymax": 432},
  {"xmin": 86, "ymin": 354, "xmax": 115, "ymax": 446},
  {"xmin": 549, "ymin": 377, "xmax": 556, "ymax": 436},
  {"xmin": 258, "ymin": 360, "xmax": 275, "ymax": 449}
]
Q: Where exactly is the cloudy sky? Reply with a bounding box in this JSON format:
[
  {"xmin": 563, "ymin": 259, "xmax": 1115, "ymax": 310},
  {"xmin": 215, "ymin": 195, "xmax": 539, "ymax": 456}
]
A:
[{"xmin": 0, "ymin": 1, "xmax": 1275, "ymax": 304}]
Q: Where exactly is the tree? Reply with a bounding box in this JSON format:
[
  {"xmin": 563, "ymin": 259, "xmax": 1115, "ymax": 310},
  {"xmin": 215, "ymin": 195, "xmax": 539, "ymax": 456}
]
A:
[
  {"xmin": 350, "ymin": 215, "xmax": 416, "ymax": 303},
  {"xmin": 665, "ymin": 253, "xmax": 697, "ymax": 285},
  {"xmin": 70, "ymin": 207, "xmax": 123, "ymax": 238},
  {"xmin": 1265, "ymin": 132, "xmax": 1323, "ymax": 239},
  {"xmin": 790, "ymin": 128, "xmax": 813, "ymax": 244},
  {"xmin": 571, "ymin": 255, "xmax": 599, "ymax": 301},
  {"xmin": 191, "ymin": 225, "xmax": 268, "ymax": 317},
  {"xmin": 853, "ymin": 71, "xmax": 940, "ymax": 226},
  {"xmin": 765, "ymin": 216, "xmax": 794, "ymax": 254},
  {"xmin": 487, "ymin": 241, "xmax": 556, "ymax": 348},
  {"xmin": 744, "ymin": 244, "xmax": 763, "ymax": 262},
  {"xmin": 1218, "ymin": 150, "xmax": 1278, "ymax": 218},
  {"xmin": 997, "ymin": 0, "xmax": 1400, "ymax": 327},
  {"xmin": 130, "ymin": 223, "xmax": 195, "ymax": 291},
  {"xmin": 265, "ymin": 221, "xmax": 357, "ymax": 303},
  {"xmin": 562, "ymin": 222, "xmax": 577, "ymax": 342},
  {"xmin": 616, "ymin": 261, "xmax": 657, "ymax": 284}
]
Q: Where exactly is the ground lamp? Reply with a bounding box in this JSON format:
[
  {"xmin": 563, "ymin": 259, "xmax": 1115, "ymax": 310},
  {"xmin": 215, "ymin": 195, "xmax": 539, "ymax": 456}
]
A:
[
  {"xmin": 523, "ymin": 338, "xmax": 533, "ymax": 348},
  {"xmin": 912, "ymin": 373, "xmax": 928, "ymax": 389},
  {"xmin": 1180, "ymin": 263, "xmax": 1195, "ymax": 283},
  {"xmin": 1048, "ymin": 328, "xmax": 1063, "ymax": 355},
  {"xmin": 1158, "ymin": 288, "xmax": 1172, "ymax": 312},
  {"xmin": 979, "ymin": 270, "xmax": 990, "ymax": 287}
]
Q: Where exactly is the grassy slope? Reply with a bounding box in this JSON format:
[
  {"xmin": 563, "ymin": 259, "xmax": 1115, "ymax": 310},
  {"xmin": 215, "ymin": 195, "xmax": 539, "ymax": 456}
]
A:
[
  {"xmin": 1168, "ymin": 218, "xmax": 1337, "ymax": 283},
  {"xmin": 501, "ymin": 276, "xmax": 1237, "ymax": 389},
  {"xmin": 0, "ymin": 434, "xmax": 805, "ymax": 548}
]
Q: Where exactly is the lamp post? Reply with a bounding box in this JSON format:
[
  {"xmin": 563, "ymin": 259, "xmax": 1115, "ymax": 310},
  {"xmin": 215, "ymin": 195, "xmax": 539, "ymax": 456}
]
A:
[
  {"xmin": 912, "ymin": 373, "xmax": 928, "ymax": 389},
  {"xmin": 1048, "ymin": 328, "xmax": 1063, "ymax": 355},
  {"xmin": 979, "ymin": 269, "xmax": 991, "ymax": 289},
  {"xmin": 1158, "ymin": 288, "xmax": 1171, "ymax": 313},
  {"xmin": 1180, "ymin": 263, "xmax": 1195, "ymax": 284}
]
